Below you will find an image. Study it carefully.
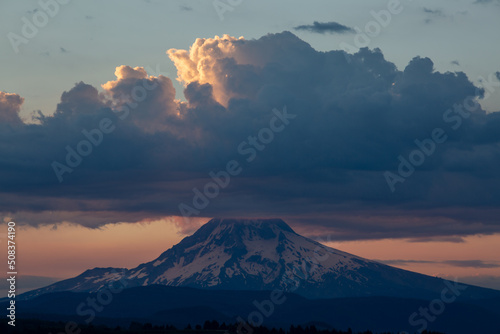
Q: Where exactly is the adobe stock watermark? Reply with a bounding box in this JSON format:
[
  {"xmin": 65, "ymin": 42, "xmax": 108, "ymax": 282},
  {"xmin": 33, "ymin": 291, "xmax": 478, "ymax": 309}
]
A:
[
  {"xmin": 178, "ymin": 106, "xmax": 296, "ymax": 219},
  {"xmin": 213, "ymin": 0, "xmax": 244, "ymax": 21},
  {"xmin": 7, "ymin": 0, "xmax": 72, "ymax": 54},
  {"xmin": 384, "ymin": 72, "xmax": 500, "ymax": 192},
  {"xmin": 236, "ymin": 235, "xmax": 333, "ymax": 334},
  {"xmin": 51, "ymin": 64, "xmax": 168, "ymax": 183},
  {"xmin": 340, "ymin": 0, "xmax": 412, "ymax": 61},
  {"xmin": 405, "ymin": 279, "xmax": 467, "ymax": 333}
]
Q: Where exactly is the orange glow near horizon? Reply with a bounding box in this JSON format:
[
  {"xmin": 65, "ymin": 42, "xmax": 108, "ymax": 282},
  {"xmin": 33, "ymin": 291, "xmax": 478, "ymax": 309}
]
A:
[
  {"xmin": 325, "ymin": 236, "xmax": 500, "ymax": 280},
  {"xmin": 2, "ymin": 219, "xmax": 202, "ymax": 278}
]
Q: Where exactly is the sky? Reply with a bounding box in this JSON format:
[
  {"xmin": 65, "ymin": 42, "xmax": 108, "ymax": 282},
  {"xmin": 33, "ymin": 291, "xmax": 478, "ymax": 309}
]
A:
[{"xmin": 0, "ymin": 0, "xmax": 500, "ymax": 293}]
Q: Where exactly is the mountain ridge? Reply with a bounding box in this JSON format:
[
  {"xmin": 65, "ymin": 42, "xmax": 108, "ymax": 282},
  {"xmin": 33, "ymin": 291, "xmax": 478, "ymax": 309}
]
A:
[{"xmin": 19, "ymin": 218, "xmax": 500, "ymax": 301}]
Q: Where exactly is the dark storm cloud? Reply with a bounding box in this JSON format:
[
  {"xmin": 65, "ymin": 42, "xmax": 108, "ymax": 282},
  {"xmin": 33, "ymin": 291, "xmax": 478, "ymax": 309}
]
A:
[
  {"xmin": 1, "ymin": 32, "xmax": 500, "ymax": 241},
  {"xmin": 294, "ymin": 21, "xmax": 355, "ymax": 34}
]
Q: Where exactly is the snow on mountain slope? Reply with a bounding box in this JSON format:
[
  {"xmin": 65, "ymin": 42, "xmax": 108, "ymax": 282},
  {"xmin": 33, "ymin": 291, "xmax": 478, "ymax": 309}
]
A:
[
  {"xmin": 19, "ymin": 218, "xmax": 500, "ymax": 300},
  {"xmin": 123, "ymin": 218, "xmax": 369, "ymax": 293}
]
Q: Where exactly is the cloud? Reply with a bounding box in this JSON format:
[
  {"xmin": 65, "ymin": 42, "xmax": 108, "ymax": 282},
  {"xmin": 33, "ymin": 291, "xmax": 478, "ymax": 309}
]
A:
[
  {"xmin": 1, "ymin": 32, "xmax": 500, "ymax": 241},
  {"xmin": 442, "ymin": 260, "xmax": 500, "ymax": 268},
  {"xmin": 407, "ymin": 236, "xmax": 466, "ymax": 243},
  {"xmin": 423, "ymin": 8, "xmax": 445, "ymax": 16},
  {"xmin": 376, "ymin": 259, "xmax": 436, "ymax": 266},
  {"xmin": 475, "ymin": 0, "xmax": 500, "ymax": 4},
  {"xmin": 422, "ymin": 7, "xmax": 447, "ymax": 23},
  {"xmin": 167, "ymin": 35, "xmax": 245, "ymax": 106},
  {"xmin": 377, "ymin": 259, "xmax": 500, "ymax": 268},
  {"xmin": 0, "ymin": 91, "xmax": 24, "ymax": 125},
  {"xmin": 294, "ymin": 21, "xmax": 355, "ymax": 34},
  {"xmin": 451, "ymin": 60, "xmax": 460, "ymax": 66},
  {"xmin": 101, "ymin": 65, "xmax": 179, "ymax": 133}
]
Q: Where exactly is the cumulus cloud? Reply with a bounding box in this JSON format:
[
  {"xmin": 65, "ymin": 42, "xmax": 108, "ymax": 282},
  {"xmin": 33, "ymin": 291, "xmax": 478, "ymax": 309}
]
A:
[
  {"xmin": 1, "ymin": 32, "xmax": 500, "ymax": 241},
  {"xmin": 294, "ymin": 21, "xmax": 355, "ymax": 34},
  {"xmin": 101, "ymin": 65, "xmax": 180, "ymax": 133},
  {"xmin": 0, "ymin": 91, "xmax": 24, "ymax": 125},
  {"xmin": 167, "ymin": 35, "xmax": 245, "ymax": 106}
]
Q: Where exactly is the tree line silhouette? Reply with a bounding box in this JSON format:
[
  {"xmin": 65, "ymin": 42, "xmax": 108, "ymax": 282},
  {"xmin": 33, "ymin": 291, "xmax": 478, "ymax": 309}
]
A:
[{"xmin": 1, "ymin": 318, "xmax": 445, "ymax": 334}]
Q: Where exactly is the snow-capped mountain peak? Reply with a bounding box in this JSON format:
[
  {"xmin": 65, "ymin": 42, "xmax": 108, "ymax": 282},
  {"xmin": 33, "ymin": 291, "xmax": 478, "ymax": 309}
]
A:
[{"xmin": 20, "ymin": 218, "xmax": 496, "ymax": 301}]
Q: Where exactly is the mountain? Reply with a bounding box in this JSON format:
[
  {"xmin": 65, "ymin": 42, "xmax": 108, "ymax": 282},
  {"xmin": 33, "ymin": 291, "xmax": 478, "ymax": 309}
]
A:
[{"xmin": 20, "ymin": 218, "xmax": 500, "ymax": 301}]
